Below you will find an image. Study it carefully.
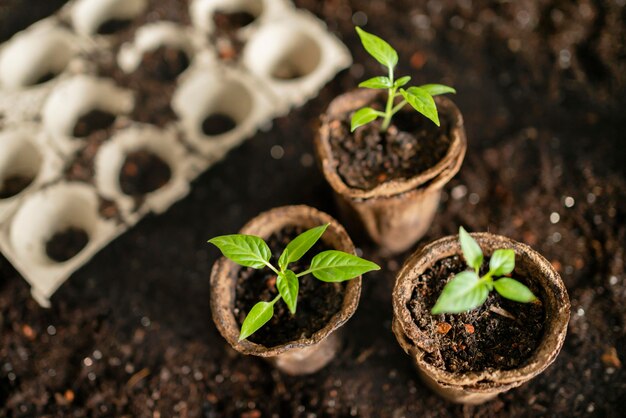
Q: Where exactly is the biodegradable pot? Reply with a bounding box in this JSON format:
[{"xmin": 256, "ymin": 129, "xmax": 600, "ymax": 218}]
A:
[
  {"xmin": 392, "ymin": 233, "xmax": 570, "ymax": 404},
  {"xmin": 210, "ymin": 205, "xmax": 362, "ymax": 375},
  {"xmin": 315, "ymin": 89, "xmax": 467, "ymax": 254}
]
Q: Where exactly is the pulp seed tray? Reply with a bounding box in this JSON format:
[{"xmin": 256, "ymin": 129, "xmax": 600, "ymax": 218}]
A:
[{"xmin": 0, "ymin": 0, "xmax": 351, "ymax": 307}]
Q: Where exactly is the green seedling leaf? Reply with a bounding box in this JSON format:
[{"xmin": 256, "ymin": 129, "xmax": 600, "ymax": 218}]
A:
[
  {"xmin": 459, "ymin": 226, "xmax": 484, "ymax": 272},
  {"xmin": 351, "ymin": 107, "xmax": 379, "ymax": 132},
  {"xmin": 239, "ymin": 300, "xmax": 275, "ymax": 341},
  {"xmin": 355, "ymin": 26, "xmax": 398, "ymax": 69},
  {"xmin": 419, "ymin": 84, "xmax": 456, "ymax": 96},
  {"xmin": 493, "ymin": 278, "xmax": 537, "ymax": 303},
  {"xmin": 279, "ymin": 224, "xmax": 329, "ymax": 269},
  {"xmin": 308, "ymin": 250, "xmax": 380, "ymax": 282},
  {"xmin": 277, "ymin": 270, "xmax": 299, "ymax": 314},
  {"xmin": 208, "ymin": 234, "xmax": 271, "ymax": 269},
  {"xmin": 394, "ymin": 76, "xmax": 411, "ymax": 88},
  {"xmin": 489, "ymin": 249, "xmax": 515, "ymax": 276},
  {"xmin": 399, "ymin": 87, "xmax": 439, "ymax": 126},
  {"xmin": 359, "ymin": 76, "xmax": 392, "ymax": 89},
  {"xmin": 432, "ymin": 271, "xmax": 488, "ymax": 314}
]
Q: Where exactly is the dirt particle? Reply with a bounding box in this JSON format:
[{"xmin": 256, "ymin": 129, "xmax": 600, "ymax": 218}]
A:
[
  {"xmin": 436, "ymin": 322, "xmax": 452, "ymax": 335},
  {"xmin": 601, "ymin": 347, "xmax": 621, "ymax": 368},
  {"xmin": 464, "ymin": 324, "xmax": 475, "ymax": 334}
]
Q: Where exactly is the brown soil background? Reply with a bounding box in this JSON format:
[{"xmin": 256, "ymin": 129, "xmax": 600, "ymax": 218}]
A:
[{"xmin": 1, "ymin": 0, "xmax": 625, "ymax": 416}]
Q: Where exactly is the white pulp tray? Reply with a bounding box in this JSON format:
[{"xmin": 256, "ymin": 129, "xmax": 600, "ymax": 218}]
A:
[{"xmin": 0, "ymin": 0, "xmax": 351, "ymax": 306}]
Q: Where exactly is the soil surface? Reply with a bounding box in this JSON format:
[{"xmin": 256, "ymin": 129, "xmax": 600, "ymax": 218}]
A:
[
  {"xmin": 235, "ymin": 226, "xmax": 345, "ymax": 347},
  {"xmin": 45, "ymin": 228, "xmax": 89, "ymax": 263},
  {"xmin": 328, "ymin": 100, "xmax": 452, "ymax": 189},
  {"xmin": 72, "ymin": 110, "xmax": 117, "ymax": 138},
  {"xmin": 1, "ymin": 1, "xmax": 625, "ymax": 417},
  {"xmin": 0, "ymin": 175, "xmax": 33, "ymax": 199},
  {"xmin": 409, "ymin": 255, "xmax": 545, "ymax": 373},
  {"xmin": 140, "ymin": 46, "xmax": 190, "ymax": 82},
  {"xmin": 213, "ymin": 11, "xmax": 257, "ymax": 32},
  {"xmin": 119, "ymin": 150, "xmax": 172, "ymax": 196},
  {"xmin": 202, "ymin": 113, "xmax": 237, "ymax": 137}
]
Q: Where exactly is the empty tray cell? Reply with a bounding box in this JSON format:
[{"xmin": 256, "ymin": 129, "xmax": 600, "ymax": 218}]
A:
[
  {"xmin": 172, "ymin": 65, "xmax": 276, "ymax": 160},
  {"xmin": 42, "ymin": 75, "xmax": 134, "ymax": 156},
  {"xmin": 94, "ymin": 124, "xmax": 191, "ymax": 219},
  {"xmin": 1, "ymin": 181, "xmax": 125, "ymax": 307},
  {"xmin": 0, "ymin": 126, "xmax": 64, "ymax": 223},
  {"xmin": 71, "ymin": 0, "xmax": 148, "ymax": 36},
  {"xmin": 117, "ymin": 22, "xmax": 195, "ymax": 81},
  {"xmin": 190, "ymin": 0, "xmax": 291, "ymax": 34},
  {"xmin": 0, "ymin": 20, "xmax": 78, "ymax": 90},
  {"xmin": 241, "ymin": 11, "xmax": 351, "ymax": 111}
]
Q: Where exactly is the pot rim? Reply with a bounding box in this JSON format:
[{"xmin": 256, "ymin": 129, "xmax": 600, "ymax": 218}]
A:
[
  {"xmin": 210, "ymin": 205, "xmax": 362, "ymax": 357},
  {"xmin": 392, "ymin": 232, "xmax": 570, "ymax": 387},
  {"xmin": 315, "ymin": 89, "xmax": 467, "ymax": 200}
]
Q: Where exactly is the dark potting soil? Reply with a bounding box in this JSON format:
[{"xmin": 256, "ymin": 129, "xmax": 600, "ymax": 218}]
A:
[
  {"xmin": 0, "ymin": 175, "xmax": 33, "ymax": 199},
  {"xmin": 213, "ymin": 11, "xmax": 256, "ymax": 32},
  {"xmin": 34, "ymin": 71, "xmax": 56, "ymax": 85},
  {"xmin": 96, "ymin": 19, "xmax": 133, "ymax": 35},
  {"xmin": 2, "ymin": 0, "xmax": 626, "ymax": 417},
  {"xmin": 72, "ymin": 110, "xmax": 117, "ymax": 138},
  {"xmin": 119, "ymin": 150, "xmax": 172, "ymax": 196},
  {"xmin": 272, "ymin": 62, "xmax": 304, "ymax": 80},
  {"xmin": 140, "ymin": 46, "xmax": 189, "ymax": 81},
  {"xmin": 234, "ymin": 226, "xmax": 345, "ymax": 347},
  {"xmin": 45, "ymin": 227, "xmax": 89, "ymax": 263},
  {"xmin": 328, "ymin": 103, "xmax": 453, "ymax": 190},
  {"xmin": 408, "ymin": 255, "xmax": 545, "ymax": 373},
  {"xmin": 202, "ymin": 113, "xmax": 237, "ymax": 136}
]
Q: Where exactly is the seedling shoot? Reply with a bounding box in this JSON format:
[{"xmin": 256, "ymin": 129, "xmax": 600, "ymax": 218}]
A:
[
  {"xmin": 432, "ymin": 226, "xmax": 538, "ymax": 314},
  {"xmin": 352, "ymin": 26, "xmax": 456, "ymax": 133},
  {"xmin": 209, "ymin": 224, "xmax": 380, "ymax": 340}
]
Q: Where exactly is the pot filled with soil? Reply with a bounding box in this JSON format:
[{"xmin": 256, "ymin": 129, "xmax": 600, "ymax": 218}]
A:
[
  {"xmin": 316, "ymin": 89, "xmax": 466, "ymax": 253},
  {"xmin": 392, "ymin": 231, "xmax": 570, "ymax": 404},
  {"xmin": 315, "ymin": 28, "xmax": 466, "ymax": 254},
  {"xmin": 210, "ymin": 205, "xmax": 379, "ymax": 375}
]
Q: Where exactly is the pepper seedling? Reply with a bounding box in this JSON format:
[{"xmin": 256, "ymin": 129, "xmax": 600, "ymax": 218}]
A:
[
  {"xmin": 209, "ymin": 224, "xmax": 380, "ymax": 340},
  {"xmin": 432, "ymin": 226, "xmax": 538, "ymax": 314},
  {"xmin": 351, "ymin": 26, "xmax": 456, "ymax": 133}
]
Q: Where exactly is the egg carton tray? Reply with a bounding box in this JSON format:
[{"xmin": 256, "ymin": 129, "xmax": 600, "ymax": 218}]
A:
[{"xmin": 0, "ymin": 0, "xmax": 351, "ymax": 307}]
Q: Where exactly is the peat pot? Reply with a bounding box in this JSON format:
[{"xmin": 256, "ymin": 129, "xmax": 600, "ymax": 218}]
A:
[
  {"xmin": 392, "ymin": 232, "xmax": 570, "ymax": 404},
  {"xmin": 210, "ymin": 205, "xmax": 362, "ymax": 375},
  {"xmin": 315, "ymin": 89, "xmax": 467, "ymax": 254}
]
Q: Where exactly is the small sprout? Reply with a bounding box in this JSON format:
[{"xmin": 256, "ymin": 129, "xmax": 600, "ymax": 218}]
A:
[
  {"xmin": 352, "ymin": 26, "xmax": 456, "ymax": 133},
  {"xmin": 209, "ymin": 224, "xmax": 380, "ymax": 340},
  {"xmin": 431, "ymin": 227, "xmax": 537, "ymax": 314}
]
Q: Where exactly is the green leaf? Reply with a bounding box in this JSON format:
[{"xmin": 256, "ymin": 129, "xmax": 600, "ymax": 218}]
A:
[
  {"xmin": 394, "ymin": 76, "xmax": 411, "ymax": 88},
  {"xmin": 493, "ymin": 278, "xmax": 537, "ymax": 303},
  {"xmin": 277, "ymin": 270, "xmax": 299, "ymax": 314},
  {"xmin": 489, "ymin": 249, "xmax": 515, "ymax": 276},
  {"xmin": 458, "ymin": 226, "xmax": 483, "ymax": 272},
  {"xmin": 351, "ymin": 107, "xmax": 379, "ymax": 132},
  {"xmin": 359, "ymin": 76, "xmax": 392, "ymax": 89},
  {"xmin": 239, "ymin": 300, "xmax": 275, "ymax": 341},
  {"xmin": 431, "ymin": 271, "xmax": 488, "ymax": 314},
  {"xmin": 399, "ymin": 87, "xmax": 439, "ymax": 126},
  {"xmin": 419, "ymin": 84, "xmax": 456, "ymax": 96},
  {"xmin": 278, "ymin": 224, "xmax": 329, "ymax": 269},
  {"xmin": 308, "ymin": 250, "xmax": 380, "ymax": 282},
  {"xmin": 355, "ymin": 26, "xmax": 398, "ymax": 69},
  {"xmin": 208, "ymin": 234, "xmax": 271, "ymax": 269}
]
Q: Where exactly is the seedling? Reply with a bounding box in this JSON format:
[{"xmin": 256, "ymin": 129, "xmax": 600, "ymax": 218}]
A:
[
  {"xmin": 432, "ymin": 227, "xmax": 537, "ymax": 314},
  {"xmin": 209, "ymin": 224, "xmax": 380, "ymax": 340},
  {"xmin": 351, "ymin": 26, "xmax": 456, "ymax": 133}
]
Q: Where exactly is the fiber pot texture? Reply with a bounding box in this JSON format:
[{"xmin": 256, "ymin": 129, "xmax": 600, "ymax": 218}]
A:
[
  {"xmin": 210, "ymin": 205, "xmax": 362, "ymax": 376},
  {"xmin": 315, "ymin": 89, "xmax": 467, "ymax": 254},
  {"xmin": 392, "ymin": 233, "xmax": 570, "ymax": 404}
]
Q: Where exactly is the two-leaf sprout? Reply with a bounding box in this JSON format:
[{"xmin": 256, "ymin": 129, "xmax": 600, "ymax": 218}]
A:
[
  {"xmin": 352, "ymin": 26, "xmax": 456, "ymax": 133},
  {"xmin": 432, "ymin": 227, "xmax": 538, "ymax": 314},
  {"xmin": 209, "ymin": 224, "xmax": 380, "ymax": 341}
]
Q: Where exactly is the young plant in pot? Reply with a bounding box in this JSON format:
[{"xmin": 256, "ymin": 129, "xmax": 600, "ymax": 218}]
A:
[
  {"xmin": 392, "ymin": 227, "xmax": 570, "ymax": 404},
  {"xmin": 209, "ymin": 205, "xmax": 379, "ymax": 375},
  {"xmin": 315, "ymin": 27, "xmax": 467, "ymax": 254}
]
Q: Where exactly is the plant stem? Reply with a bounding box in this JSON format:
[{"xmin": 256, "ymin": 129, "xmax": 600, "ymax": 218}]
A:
[
  {"xmin": 264, "ymin": 261, "xmax": 280, "ymax": 275},
  {"xmin": 270, "ymin": 294, "xmax": 281, "ymax": 305},
  {"xmin": 380, "ymin": 66, "xmax": 395, "ymax": 133},
  {"xmin": 296, "ymin": 269, "xmax": 312, "ymax": 278}
]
